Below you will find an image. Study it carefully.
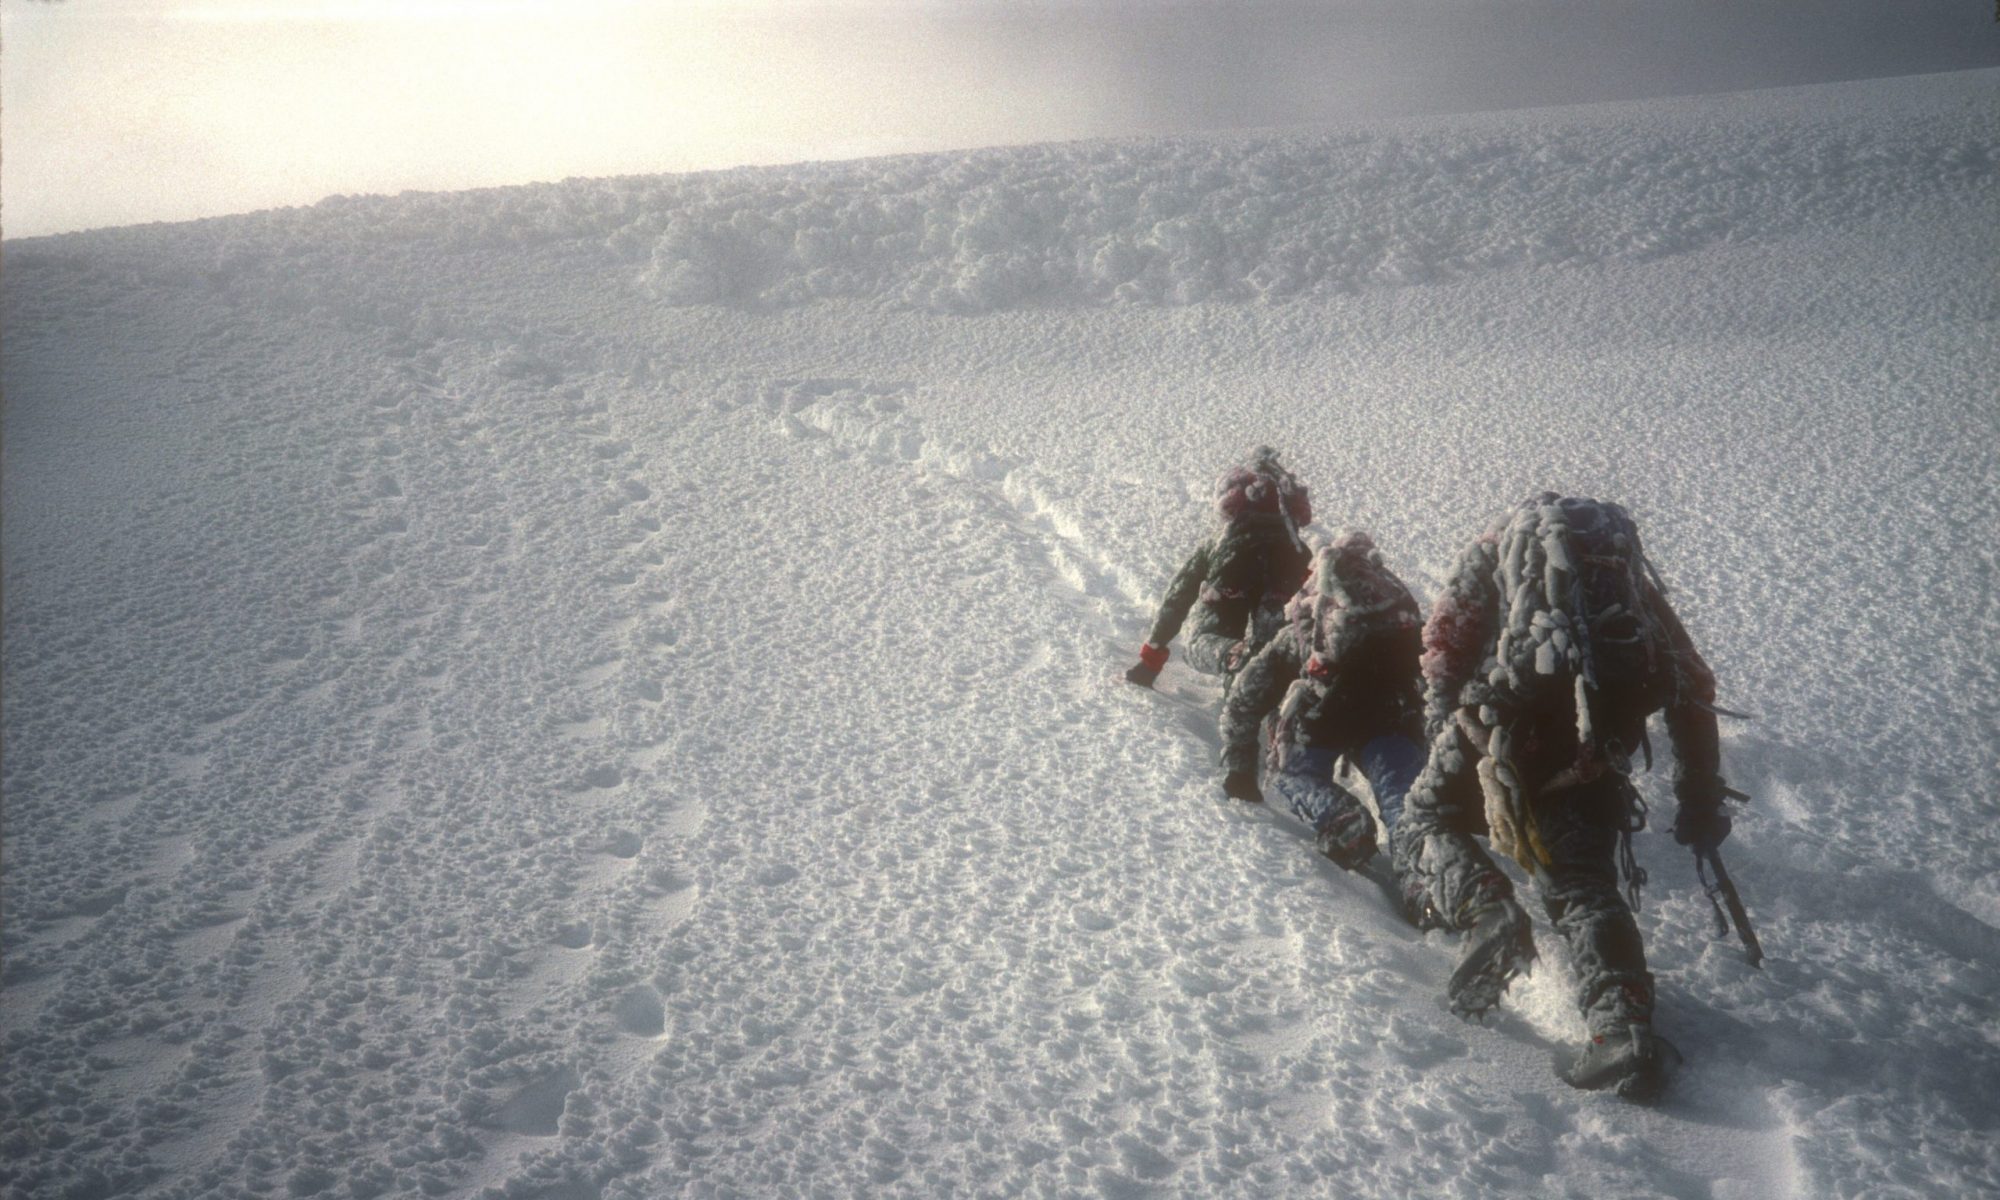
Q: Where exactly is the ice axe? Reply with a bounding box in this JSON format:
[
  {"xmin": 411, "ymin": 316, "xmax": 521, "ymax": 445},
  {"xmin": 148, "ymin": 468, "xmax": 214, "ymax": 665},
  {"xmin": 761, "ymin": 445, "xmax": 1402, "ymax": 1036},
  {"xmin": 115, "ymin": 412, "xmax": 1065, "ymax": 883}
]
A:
[{"xmin": 1694, "ymin": 839, "xmax": 1763, "ymax": 969}]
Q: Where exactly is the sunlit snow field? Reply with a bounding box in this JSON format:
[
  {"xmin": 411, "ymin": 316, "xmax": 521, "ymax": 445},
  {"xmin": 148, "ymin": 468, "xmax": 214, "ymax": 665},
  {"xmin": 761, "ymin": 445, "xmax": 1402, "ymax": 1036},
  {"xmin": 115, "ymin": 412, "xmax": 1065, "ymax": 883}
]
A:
[{"xmin": 4, "ymin": 68, "xmax": 1998, "ymax": 1198}]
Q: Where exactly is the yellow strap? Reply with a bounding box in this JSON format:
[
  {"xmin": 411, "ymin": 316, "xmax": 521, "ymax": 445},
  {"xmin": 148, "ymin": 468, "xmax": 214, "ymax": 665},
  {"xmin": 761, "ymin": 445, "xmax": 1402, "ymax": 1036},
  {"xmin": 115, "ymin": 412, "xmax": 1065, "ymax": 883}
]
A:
[{"xmin": 1478, "ymin": 754, "xmax": 1551, "ymax": 871}]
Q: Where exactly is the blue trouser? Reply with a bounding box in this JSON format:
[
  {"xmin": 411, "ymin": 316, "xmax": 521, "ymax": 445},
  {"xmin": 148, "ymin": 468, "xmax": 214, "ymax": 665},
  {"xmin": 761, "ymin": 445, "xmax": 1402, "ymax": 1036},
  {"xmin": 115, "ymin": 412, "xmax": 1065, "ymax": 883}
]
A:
[{"xmin": 1270, "ymin": 735, "xmax": 1425, "ymax": 841}]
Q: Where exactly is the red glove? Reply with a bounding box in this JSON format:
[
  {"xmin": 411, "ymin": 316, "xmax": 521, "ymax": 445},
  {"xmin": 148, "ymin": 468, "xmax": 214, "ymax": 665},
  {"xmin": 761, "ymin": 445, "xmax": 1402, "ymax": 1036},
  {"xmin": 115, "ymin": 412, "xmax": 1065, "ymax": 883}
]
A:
[{"xmin": 1126, "ymin": 642, "xmax": 1169, "ymax": 688}]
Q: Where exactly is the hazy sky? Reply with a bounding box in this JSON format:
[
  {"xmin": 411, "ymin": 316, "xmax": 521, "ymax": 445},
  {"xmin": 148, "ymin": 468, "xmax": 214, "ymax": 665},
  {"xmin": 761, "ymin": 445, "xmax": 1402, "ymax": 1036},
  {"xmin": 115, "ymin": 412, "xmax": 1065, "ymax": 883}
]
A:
[{"xmin": 4, "ymin": 0, "xmax": 1997, "ymax": 238}]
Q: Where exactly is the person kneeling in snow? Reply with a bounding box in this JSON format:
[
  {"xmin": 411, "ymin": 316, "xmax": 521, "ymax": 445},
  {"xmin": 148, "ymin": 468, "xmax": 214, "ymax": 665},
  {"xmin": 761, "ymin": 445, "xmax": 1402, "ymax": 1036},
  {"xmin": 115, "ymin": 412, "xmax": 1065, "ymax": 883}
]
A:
[
  {"xmin": 1391, "ymin": 493, "xmax": 1739, "ymax": 1104},
  {"xmin": 1124, "ymin": 447, "xmax": 1313, "ymax": 690},
  {"xmin": 1216, "ymin": 532, "xmax": 1428, "ymax": 875}
]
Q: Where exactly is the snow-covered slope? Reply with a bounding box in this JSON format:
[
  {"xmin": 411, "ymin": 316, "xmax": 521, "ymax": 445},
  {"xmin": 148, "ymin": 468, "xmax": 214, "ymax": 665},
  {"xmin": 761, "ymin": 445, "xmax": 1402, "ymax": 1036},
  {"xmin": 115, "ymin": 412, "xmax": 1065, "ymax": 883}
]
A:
[{"xmin": 4, "ymin": 69, "xmax": 1996, "ymax": 1199}]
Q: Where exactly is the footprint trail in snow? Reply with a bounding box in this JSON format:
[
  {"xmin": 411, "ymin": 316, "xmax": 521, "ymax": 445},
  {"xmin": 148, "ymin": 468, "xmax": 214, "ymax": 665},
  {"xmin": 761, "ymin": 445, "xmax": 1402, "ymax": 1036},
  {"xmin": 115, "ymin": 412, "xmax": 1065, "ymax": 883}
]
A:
[{"xmin": 5, "ymin": 68, "xmax": 1995, "ymax": 1199}]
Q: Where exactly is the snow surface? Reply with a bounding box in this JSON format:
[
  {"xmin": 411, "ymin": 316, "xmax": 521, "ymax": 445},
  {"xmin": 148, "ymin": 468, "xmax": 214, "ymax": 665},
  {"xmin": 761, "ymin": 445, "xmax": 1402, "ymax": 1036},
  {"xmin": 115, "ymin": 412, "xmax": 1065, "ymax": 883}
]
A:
[{"xmin": 4, "ymin": 68, "xmax": 1998, "ymax": 1199}]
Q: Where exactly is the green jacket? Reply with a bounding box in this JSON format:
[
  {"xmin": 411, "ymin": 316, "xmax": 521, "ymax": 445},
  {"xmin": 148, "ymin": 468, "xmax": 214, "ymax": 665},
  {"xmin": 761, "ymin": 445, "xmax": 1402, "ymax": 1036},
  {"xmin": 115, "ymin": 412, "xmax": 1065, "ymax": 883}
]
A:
[{"xmin": 1145, "ymin": 513, "xmax": 1309, "ymax": 650}]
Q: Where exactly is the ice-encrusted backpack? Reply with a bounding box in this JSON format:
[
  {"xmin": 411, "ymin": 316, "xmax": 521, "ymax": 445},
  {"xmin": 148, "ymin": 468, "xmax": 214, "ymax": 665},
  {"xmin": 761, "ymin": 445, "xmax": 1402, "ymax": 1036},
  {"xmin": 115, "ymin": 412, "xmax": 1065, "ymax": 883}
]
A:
[
  {"xmin": 1265, "ymin": 532, "xmax": 1421, "ymax": 766},
  {"xmin": 1197, "ymin": 450, "xmax": 1315, "ymax": 660},
  {"xmin": 1488, "ymin": 494, "xmax": 1673, "ymax": 756},
  {"xmin": 1202, "ymin": 447, "xmax": 1313, "ymax": 609},
  {"xmin": 1455, "ymin": 494, "xmax": 1691, "ymax": 880},
  {"xmin": 1287, "ymin": 531, "xmax": 1421, "ymax": 681},
  {"xmin": 1214, "ymin": 446, "xmax": 1314, "ymax": 529}
]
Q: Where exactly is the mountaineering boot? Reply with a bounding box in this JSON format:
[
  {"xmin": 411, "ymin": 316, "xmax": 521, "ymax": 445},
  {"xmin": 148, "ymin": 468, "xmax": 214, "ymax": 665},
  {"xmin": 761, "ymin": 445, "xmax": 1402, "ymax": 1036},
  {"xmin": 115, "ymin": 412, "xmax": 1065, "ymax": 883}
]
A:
[
  {"xmin": 1222, "ymin": 770, "xmax": 1265, "ymax": 805},
  {"xmin": 1560, "ymin": 1023, "xmax": 1681, "ymax": 1104},
  {"xmin": 1447, "ymin": 897, "xmax": 1536, "ymax": 1019},
  {"xmin": 1313, "ymin": 805, "xmax": 1377, "ymax": 871},
  {"xmin": 1397, "ymin": 875, "xmax": 1445, "ymax": 932}
]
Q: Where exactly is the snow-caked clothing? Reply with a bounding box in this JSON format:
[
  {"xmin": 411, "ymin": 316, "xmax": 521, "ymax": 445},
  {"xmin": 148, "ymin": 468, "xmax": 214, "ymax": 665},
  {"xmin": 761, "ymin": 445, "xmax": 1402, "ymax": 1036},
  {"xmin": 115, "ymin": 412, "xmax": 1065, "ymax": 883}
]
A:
[
  {"xmin": 1137, "ymin": 448, "xmax": 1313, "ymax": 679},
  {"xmin": 1220, "ymin": 533, "xmax": 1426, "ymax": 862},
  {"xmin": 1219, "ymin": 533, "xmax": 1423, "ymax": 773},
  {"xmin": 1146, "ymin": 511, "xmax": 1312, "ymax": 676},
  {"xmin": 1214, "ymin": 449, "xmax": 1314, "ymax": 528},
  {"xmin": 1391, "ymin": 494, "xmax": 1732, "ymax": 1035}
]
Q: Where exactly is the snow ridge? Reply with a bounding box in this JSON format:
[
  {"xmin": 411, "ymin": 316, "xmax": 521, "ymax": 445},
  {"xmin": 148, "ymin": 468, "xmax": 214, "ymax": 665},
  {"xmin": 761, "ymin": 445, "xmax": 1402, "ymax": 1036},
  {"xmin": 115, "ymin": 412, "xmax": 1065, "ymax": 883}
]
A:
[
  {"xmin": 634, "ymin": 108, "xmax": 1993, "ymax": 311},
  {"xmin": 9, "ymin": 73, "xmax": 1993, "ymax": 321}
]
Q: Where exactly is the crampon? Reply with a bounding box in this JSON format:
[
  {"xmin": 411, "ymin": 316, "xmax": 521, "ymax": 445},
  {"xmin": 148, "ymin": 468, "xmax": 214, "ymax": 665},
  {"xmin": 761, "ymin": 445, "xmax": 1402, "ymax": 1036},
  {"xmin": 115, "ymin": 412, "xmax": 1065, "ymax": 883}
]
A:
[{"xmin": 1447, "ymin": 898, "xmax": 1537, "ymax": 1020}]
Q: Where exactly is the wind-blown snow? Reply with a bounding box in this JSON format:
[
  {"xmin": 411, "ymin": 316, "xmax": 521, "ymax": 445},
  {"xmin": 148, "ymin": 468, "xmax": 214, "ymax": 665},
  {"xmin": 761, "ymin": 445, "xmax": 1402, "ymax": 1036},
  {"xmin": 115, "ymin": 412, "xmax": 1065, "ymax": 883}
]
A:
[{"xmin": 4, "ymin": 69, "xmax": 1997, "ymax": 1199}]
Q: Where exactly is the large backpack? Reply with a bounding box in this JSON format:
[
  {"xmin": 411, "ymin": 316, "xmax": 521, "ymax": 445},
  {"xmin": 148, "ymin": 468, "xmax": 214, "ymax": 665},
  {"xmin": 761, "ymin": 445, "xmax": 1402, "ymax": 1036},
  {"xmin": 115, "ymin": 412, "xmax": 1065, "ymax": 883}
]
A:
[
  {"xmin": 1201, "ymin": 448, "xmax": 1313, "ymax": 617},
  {"xmin": 1264, "ymin": 531, "xmax": 1421, "ymax": 770},
  {"xmin": 1488, "ymin": 494, "xmax": 1673, "ymax": 759},
  {"xmin": 1287, "ymin": 531, "xmax": 1422, "ymax": 679},
  {"xmin": 1215, "ymin": 446, "xmax": 1313, "ymax": 528},
  {"xmin": 1466, "ymin": 494, "xmax": 1690, "ymax": 878}
]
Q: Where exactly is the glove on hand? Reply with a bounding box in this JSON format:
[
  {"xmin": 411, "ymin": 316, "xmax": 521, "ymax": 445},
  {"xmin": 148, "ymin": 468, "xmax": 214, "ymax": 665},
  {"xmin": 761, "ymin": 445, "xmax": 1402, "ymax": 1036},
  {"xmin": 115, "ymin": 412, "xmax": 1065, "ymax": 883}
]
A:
[
  {"xmin": 1223, "ymin": 769, "xmax": 1264, "ymax": 805},
  {"xmin": 1126, "ymin": 642, "xmax": 1169, "ymax": 688},
  {"xmin": 1672, "ymin": 773, "xmax": 1735, "ymax": 850},
  {"xmin": 1224, "ymin": 640, "xmax": 1249, "ymax": 673},
  {"xmin": 1672, "ymin": 806, "xmax": 1732, "ymax": 851}
]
